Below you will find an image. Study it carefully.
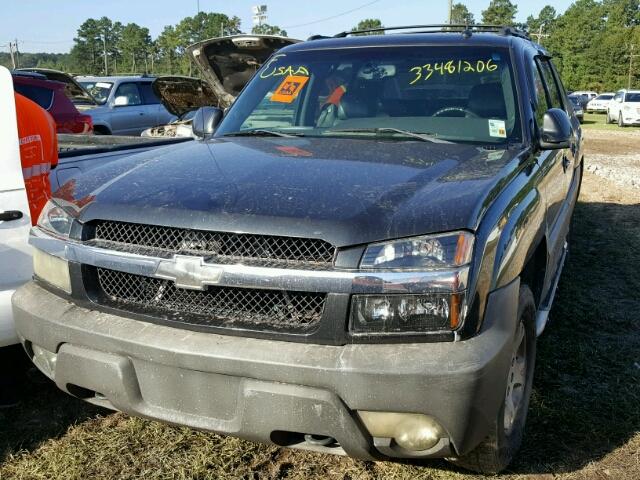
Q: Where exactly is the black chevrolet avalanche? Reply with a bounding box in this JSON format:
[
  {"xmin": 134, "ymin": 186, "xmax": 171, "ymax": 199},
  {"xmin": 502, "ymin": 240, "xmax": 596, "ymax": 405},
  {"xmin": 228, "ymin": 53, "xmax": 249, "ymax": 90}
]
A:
[{"xmin": 13, "ymin": 26, "xmax": 583, "ymax": 473}]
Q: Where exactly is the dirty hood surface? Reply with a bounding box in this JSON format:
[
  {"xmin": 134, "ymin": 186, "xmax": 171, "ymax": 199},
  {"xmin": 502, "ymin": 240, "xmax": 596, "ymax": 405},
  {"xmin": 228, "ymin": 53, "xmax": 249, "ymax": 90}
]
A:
[
  {"xmin": 56, "ymin": 138, "xmax": 521, "ymax": 247},
  {"xmin": 186, "ymin": 35, "xmax": 300, "ymax": 108},
  {"xmin": 152, "ymin": 76, "xmax": 219, "ymax": 118}
]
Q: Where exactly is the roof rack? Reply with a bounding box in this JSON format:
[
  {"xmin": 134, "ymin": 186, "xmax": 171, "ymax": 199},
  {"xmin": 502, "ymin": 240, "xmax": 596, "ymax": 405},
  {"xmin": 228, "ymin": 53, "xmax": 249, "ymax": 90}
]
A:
[{"xmin": 332, "ymin": 24, "xmax": 531, "ymax": 40}]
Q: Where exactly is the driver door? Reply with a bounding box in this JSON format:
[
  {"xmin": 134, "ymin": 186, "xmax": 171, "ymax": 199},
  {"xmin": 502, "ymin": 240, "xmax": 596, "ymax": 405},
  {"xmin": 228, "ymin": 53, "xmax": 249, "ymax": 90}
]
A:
[{"xmin": 531, "ymin": 56, "xmax": 574, "ymax": 275}]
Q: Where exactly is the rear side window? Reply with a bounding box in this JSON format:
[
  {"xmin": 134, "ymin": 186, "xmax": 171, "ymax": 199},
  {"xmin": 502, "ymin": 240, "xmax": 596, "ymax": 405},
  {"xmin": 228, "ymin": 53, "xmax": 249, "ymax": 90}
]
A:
[
  {"xmin": 114, "ymin": 82, "xmax": 142, "ymax": 106},
  {"xmin": 14, "ymin": 83, "xmax": 54, "ymax": 110},
  {"xmin": 625, "ymin": 92, "xmax": 640, "ymax": 102},
  {"xmin": 536, "ymin": 58, "xmax": 564, "ymax": 109},
  {"xmin": 139, "ymin": 82, "xmax": 160, "ymax": 105}
]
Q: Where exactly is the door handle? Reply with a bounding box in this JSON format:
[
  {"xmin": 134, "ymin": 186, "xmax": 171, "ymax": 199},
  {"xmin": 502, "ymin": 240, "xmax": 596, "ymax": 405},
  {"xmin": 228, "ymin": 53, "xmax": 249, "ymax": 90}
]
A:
[
  {"xmin": 0, "ymin": 210, "xmax": 23, "ymax": 221},
  {"xmin": 139, "ymin": 112, "xmax": 145, "ymax": 116}
]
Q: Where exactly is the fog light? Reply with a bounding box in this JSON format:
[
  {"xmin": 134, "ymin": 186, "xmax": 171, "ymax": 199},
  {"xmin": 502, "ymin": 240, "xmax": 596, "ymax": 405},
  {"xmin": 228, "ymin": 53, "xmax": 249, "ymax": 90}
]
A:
[
  {"xmin": 33, "ymin": 248, "xmax": 71, "ymax": 293},
  {"xmin": 358, "ymin": 411, "xmax": 445, "ymax": 452},
  {"xmin": 31, "ymin": 343, "xmax": 57, "ymax": 379}
]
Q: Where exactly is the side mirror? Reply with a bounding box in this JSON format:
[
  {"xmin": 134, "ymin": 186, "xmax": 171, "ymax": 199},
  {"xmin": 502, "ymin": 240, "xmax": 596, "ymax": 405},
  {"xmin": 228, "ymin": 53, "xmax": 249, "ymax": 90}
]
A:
[
  {"xmin": 113, "ymin": 96, "xmax": 129, "ymax": 107},
  {"xmin": 192, "ymin": 107, "xmax": 223, "ymax": 137},
  {"xmin": 616, "ymin": 97, "xmax": 623, "ymax": 103},
  {"xmin": 539, "ymin": 108, "xmax": 572, "ymax": 150}
]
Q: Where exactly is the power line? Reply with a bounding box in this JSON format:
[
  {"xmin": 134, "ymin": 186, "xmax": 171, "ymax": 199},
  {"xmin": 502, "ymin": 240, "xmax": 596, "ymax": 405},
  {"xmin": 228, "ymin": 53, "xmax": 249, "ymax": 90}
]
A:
[
  {"xmin": 16, "ymin": 39, "xmax": 72, "ymax": 44},
  {"xmin": 283, "ymin": 0, "xmax": 381, "ymax": 29}
]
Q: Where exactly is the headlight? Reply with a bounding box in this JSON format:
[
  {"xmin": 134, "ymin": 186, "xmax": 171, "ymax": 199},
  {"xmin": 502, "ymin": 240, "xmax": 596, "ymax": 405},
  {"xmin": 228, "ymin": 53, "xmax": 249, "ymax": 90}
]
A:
[
  {"xmin": 350, "ymin": 292, "xmax": 464, "ymax": 334},
  {"xmin": 37, "ymin": 200, "xmax": 74, "ymax": 237},
  {"xmin": 353, "ymin": 232, "xmax": 472, "ymax": 334},
  {"xmin": 360, "ymin": 231, "xmax": 473, "ymax": 270}
]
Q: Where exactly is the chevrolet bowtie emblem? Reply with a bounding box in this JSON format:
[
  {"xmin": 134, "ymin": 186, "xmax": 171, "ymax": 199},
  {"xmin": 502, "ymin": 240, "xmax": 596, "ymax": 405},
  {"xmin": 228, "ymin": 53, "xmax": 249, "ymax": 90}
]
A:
[{"xmin": 155, "ymin": 255, "xmax": 223, "ymax": 290}]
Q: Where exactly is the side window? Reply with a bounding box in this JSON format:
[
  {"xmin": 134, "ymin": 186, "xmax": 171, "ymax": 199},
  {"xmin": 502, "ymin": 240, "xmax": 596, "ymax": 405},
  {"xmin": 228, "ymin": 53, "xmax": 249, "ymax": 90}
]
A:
[
  {"xmin": 13, "ymin": 84, "xmax": 54, "ymax": 110},
  {"xmin": 613, "ymin": 92, "xmax": 623, "ymax": 103},
  {"xmin": 139, "ymin": 83, "xmax": 160, "ymax": 105},
  {"xmin": 536, "ymin": 58, "xmax": 564, "ymax": 109},
  {"xmin": 530, "ymin": 60, "xmax": 549, "ymax": 128},
  {"xmin": 114, "ymin": 83, "xmax": 142, "ymax": 106}
]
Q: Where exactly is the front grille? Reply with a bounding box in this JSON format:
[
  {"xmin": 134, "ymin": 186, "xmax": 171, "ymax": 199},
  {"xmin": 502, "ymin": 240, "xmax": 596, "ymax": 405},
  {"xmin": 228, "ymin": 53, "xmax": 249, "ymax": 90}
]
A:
[
  {"xmin": 94, "ymin": 267, "xmax": 326, "ymax": 331},
  {"xmin": 91, "ymin": 221, "xmax": 336, "ymax": 267}
]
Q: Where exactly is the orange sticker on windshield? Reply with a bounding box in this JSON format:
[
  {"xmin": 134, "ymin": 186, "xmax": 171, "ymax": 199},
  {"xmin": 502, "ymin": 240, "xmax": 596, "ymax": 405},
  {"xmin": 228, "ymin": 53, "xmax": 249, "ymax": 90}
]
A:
[{"xmin": 271, "ymin": 75, "xmax": 309, "ymax": 103}]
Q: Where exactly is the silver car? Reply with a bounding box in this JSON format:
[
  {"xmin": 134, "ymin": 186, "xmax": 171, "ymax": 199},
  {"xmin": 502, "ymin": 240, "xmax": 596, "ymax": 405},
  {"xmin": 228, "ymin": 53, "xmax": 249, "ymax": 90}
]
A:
[{"xmin": 76, "ymin": 76, "xmax": 175, "ymax": 135}]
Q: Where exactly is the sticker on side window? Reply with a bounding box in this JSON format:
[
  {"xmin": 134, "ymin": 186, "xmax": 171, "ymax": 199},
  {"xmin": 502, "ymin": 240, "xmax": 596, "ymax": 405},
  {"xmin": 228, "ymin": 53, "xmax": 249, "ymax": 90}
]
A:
[
  {"xmin": 96, "ymin": 82, "xmax": 112, "ymax": 88},
  {"xmin": 488, "ymin": 119, "xmax": 507, "ymax": 138},
  {"xmin": 271, "ymin": 75, "xmax": 309, "ymax": 103}
]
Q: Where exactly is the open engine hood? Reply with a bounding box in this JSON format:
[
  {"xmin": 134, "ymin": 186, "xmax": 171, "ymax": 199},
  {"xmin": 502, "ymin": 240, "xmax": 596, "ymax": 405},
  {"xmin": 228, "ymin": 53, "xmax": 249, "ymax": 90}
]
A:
[
  {"xmin": 186, "ymin": 35, "xmax": 301, "ymax": 108},
  {"xmin": 152, "ymin": 76, "xmax": 219, "ymax": 118}
]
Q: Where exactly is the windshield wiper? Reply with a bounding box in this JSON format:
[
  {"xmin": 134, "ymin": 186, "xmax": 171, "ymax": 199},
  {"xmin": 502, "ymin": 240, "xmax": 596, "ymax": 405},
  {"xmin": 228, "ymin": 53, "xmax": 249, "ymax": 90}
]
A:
[
  {"xmin": 222, "ymin": 129, "xmax": 301, "ymax": 138},
  {"xmin": 324, "ymin": 127, "xmax": 452, "ymax": 144}
]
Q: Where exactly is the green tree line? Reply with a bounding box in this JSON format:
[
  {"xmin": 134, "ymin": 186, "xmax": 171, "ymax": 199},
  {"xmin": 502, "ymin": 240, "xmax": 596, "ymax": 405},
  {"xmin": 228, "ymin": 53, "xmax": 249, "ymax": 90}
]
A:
[
  {"xmin": 452, "ymin": 0, "xmax": 640, "ymax": 91},
  {"xmin": 2, "ymin": 1, "xmax": 640, "ymax": 91}
]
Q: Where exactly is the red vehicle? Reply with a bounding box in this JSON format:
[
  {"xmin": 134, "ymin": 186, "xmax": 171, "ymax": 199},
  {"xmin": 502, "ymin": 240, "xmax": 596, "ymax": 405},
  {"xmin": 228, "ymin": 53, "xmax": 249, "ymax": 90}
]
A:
[{"xmin": 12, "ymin": 72, "xmax": 93, "ymax": 134}]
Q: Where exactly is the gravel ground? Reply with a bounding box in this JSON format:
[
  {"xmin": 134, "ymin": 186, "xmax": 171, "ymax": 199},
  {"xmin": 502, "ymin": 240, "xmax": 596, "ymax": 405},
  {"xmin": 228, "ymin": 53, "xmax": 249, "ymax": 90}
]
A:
[{"xmin": 584, "ymin": 129, "xmax": 640, "ymax": 189}]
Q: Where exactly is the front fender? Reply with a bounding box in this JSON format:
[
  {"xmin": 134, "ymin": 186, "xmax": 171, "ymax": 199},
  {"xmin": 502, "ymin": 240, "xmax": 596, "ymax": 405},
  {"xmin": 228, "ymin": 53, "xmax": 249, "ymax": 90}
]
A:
[{"xmin": 465, "ymin": 157, "xmax": 546, "ymax": 335}]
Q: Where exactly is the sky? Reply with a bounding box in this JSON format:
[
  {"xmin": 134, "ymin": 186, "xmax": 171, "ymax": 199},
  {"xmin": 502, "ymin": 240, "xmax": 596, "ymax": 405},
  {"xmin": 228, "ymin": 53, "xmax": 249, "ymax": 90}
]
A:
[{"xmin": 1, "ymin": 0, "xmax": 575, "ymax": 54}]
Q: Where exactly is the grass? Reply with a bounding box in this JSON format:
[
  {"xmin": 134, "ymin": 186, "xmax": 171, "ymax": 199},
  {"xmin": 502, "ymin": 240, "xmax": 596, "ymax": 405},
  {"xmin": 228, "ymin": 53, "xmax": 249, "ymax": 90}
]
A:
[
  {"xmin": 1, "ymin": 173, "xmax": 639, "ymax": 479},
  {"xmin": 581, "ymin": 111, "xmax": 640, "ymax": 130}
]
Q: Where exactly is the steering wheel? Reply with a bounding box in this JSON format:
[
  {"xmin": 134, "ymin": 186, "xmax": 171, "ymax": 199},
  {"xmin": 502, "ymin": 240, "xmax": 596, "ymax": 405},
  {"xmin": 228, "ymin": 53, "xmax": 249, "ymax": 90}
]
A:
[{"xmin": 431, "ymin": 107, "xmax": 479, "ymax": 118}]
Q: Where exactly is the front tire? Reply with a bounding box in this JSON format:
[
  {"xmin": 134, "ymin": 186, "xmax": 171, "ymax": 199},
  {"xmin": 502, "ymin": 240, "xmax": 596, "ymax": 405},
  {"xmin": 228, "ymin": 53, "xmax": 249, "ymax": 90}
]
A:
[
  {"xmin": 618, "ymin": 113, "xmax": 626, "ymax": 127},
  {"xmin": 449, "ymin": 285, "xmax": 537, "ymax": 474}
]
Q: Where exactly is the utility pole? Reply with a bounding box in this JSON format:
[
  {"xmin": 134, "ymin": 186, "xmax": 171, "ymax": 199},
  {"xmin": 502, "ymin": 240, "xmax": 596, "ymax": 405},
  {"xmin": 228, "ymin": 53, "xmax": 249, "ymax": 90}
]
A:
[
  {"xmin": 8, "ymin": 42, "xmax": 16, "ymax": 69},
  {"xmin": 13, "ymin": 39, "xmax": 20, "ymax": 68},
  {"xmin": 531, "ymin": 24, "xmax": 549, "ymax": 44},
  {"xmin": 628, "ymin": 44, "xmax": 640, "ymax": 89},
  {"xmin": 102, "ymin": 34, "xmax": 108, "ymax": 75},
  {"xmin": 447, "ymin": 0, "xmax": 453, "ymax": 24},
  {"xmin": 197, "ymin": 0, "xmax": 200, "ymax": 14}
]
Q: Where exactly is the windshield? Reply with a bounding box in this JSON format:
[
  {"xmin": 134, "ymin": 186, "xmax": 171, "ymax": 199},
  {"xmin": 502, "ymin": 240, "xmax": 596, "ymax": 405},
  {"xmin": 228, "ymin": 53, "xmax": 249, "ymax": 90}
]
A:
[
  {"xmin": 78, "ymin": 81, "xmax": 113, "ymax": 105},
  {"xmin": 569, "ymin": 97, "xmax": 582, "ymax": 107},
  {"xmin": 215, "ymin": 46, "xmax": 521, "ymax": 145},
  {"xmin": 625, "ymin": 93, "xmax": 640, "ymax": 102}
]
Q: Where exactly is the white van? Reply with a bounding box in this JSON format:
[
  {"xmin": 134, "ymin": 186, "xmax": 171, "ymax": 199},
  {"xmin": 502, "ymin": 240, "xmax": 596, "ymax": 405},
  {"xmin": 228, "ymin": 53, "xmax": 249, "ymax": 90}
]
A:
[{"xmin": 0, "ymin": 66, "xmax": 32, "ymax": 347}]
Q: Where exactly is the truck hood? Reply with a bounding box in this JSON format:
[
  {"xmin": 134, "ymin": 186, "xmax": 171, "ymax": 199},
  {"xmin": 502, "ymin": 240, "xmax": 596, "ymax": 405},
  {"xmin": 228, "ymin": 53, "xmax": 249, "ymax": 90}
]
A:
[
  {"xmin": 186, "ymin": 35, "xmax": 300, "ymax": 108},
  {"xmin": 152, "ymin": 76, "xmax": 219, "ymax": 118},
  {"xmin": 55, "ymin": 138, "xmax": 523, "ymax": 247}
]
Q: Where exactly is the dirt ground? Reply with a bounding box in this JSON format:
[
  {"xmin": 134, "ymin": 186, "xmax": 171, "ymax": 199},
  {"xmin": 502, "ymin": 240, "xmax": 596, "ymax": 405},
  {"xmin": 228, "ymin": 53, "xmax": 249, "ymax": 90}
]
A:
[
  {"xmin": 583, "ymin": 129, "xmax": 640, "ymax": 189},
  {"xmin": 1, "ymin": 131, "xmax": 639, "ymax": 480}
]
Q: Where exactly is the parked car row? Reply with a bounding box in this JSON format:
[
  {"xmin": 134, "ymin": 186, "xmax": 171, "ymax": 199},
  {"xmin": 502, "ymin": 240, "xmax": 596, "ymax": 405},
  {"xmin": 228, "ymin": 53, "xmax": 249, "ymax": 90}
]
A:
[{"xmin": 566, "ymin": 88, "xmax": 640, "ymax": 127}]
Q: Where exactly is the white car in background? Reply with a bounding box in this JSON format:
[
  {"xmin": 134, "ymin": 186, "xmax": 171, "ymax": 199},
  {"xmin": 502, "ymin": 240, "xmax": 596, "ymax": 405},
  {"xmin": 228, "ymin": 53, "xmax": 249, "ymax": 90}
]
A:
[
  {"xmin": 0, "ymin": 67, "xmax": 32, "ymax": 348},
  {"xmin": 572, "ymin": 90, "xmax": 598, "ymax": 101},
  {"xmin": 607, "ymin": 89, "xmax": 640, "ymax": 126},
  {"xmin": 586, "ymin": 92, "xmax": 614, "ymax": 112}
]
